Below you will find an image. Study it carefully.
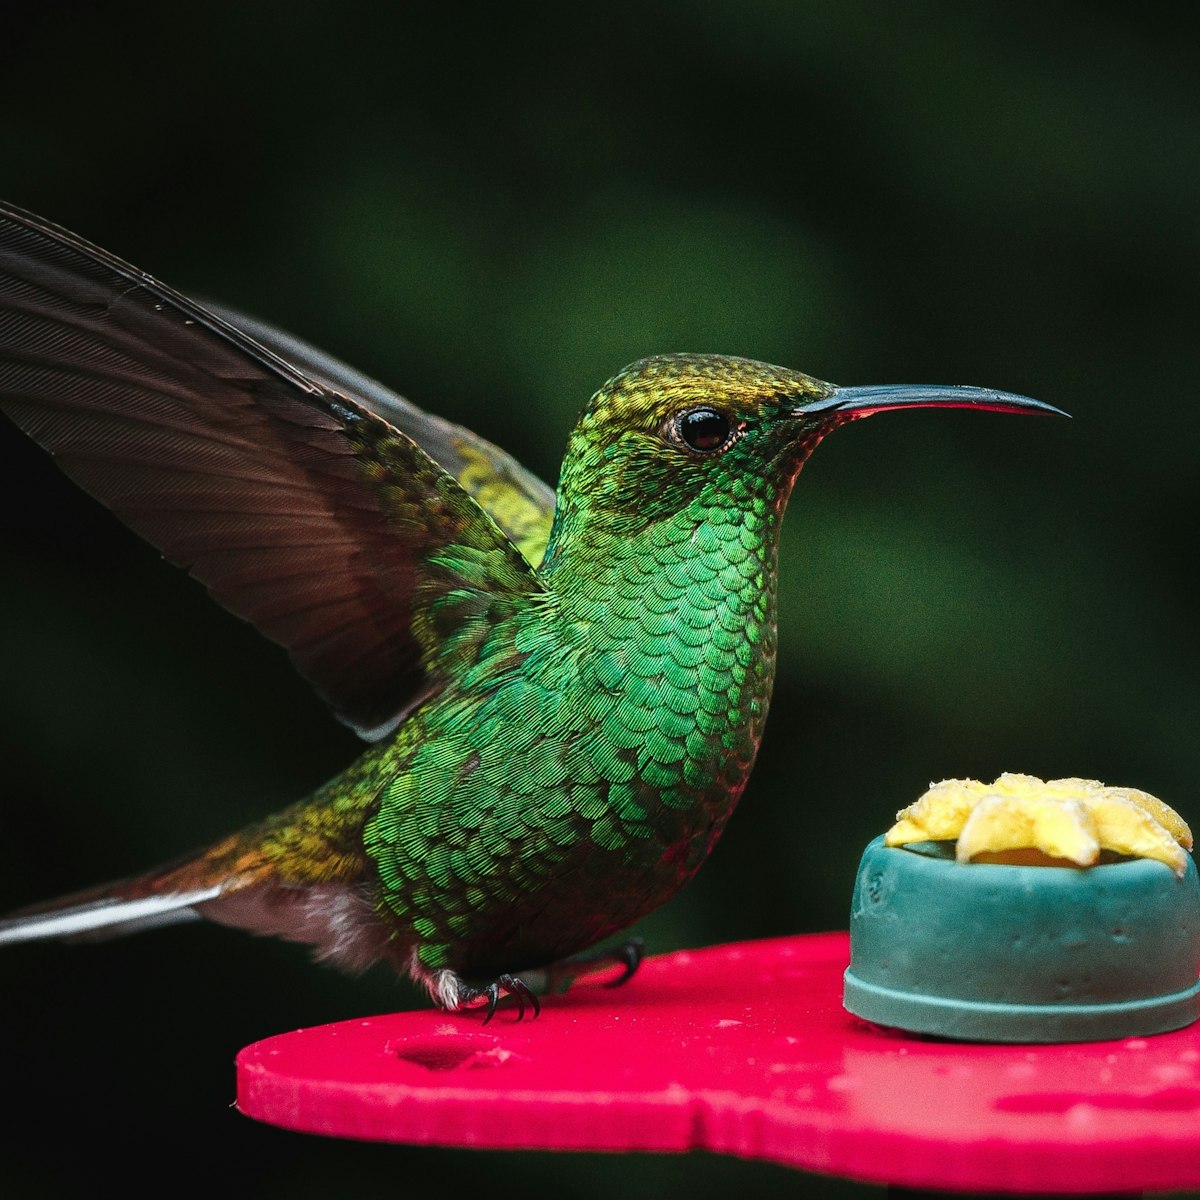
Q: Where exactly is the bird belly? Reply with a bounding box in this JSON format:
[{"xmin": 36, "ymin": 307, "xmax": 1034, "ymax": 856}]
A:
[
  {"xmin": 366, "ymin": 561, "xmax": 776, "ymax": 985},
  {"xmin": 366, "ymin": 691, "xmax": 760, "ymax": 982}
]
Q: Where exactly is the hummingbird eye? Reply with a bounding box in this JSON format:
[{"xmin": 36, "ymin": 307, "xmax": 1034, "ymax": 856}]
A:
[{"xmin": 674, "ymin": 407, "xmax": 734, "ymax": 454}]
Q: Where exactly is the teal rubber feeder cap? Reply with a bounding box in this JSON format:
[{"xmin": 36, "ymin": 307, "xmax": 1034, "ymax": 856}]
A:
[{"xmin": 844, "ymin": 836, "xmax": 1200, "ymax": 1042}]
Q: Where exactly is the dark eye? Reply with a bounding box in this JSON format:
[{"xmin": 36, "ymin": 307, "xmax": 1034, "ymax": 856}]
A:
[{"xmin": 676, "ymin": 407, "xmax": 732, "ymax": 453}]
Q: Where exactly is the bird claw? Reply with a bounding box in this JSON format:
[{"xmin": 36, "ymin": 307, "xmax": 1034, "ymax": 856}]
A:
[
  {"xmin": 439, "ymin": 939, "xmax": 643, "ymax": 1023},
  {"xmin": 475, "ymin": 973, "xmax": 541, "ymax": 1025},
  {"xmin": 540, "ymin": 936, "xmax": 645, "ymax": 994},
  {"xmin": 602, "ymin": 937, "xmax": 644, "ymax": 989}
]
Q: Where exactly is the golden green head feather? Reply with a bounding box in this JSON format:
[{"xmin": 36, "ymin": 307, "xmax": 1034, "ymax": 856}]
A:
[
  {"xmin": 544, "ymin": 352, "xmax": 1062, "ymax": 569},
  {"xmin": 545, "ymin": 354, "xmax": 830, "ymax": 562}
]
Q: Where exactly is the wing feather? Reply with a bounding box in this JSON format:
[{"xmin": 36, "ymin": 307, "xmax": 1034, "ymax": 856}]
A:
[
  {"xmin": 200, "ymin": 299, "xmax": 557, "ymax": 564},
  {"xmin": 0, "ymin": 203, "xmax": 545, "ymax": 737}
]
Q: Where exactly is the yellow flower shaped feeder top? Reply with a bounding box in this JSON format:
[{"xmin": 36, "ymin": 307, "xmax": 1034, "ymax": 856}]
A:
[{"xmin": 885, "ymin": 773, "xmax": 1193, "ymax": 876}]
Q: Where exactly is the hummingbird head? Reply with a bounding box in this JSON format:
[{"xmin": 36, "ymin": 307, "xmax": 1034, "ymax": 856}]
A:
[{"xmin": 540, "ymin": 353, "xmax": 1064, "ymax": 567}]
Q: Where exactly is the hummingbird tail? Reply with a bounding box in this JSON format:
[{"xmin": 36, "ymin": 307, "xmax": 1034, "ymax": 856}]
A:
[
  {"xmin": 0, "ymin": 854, "xmax": 396, "ymax": 972},
  {"xmin": 0, "ymin": 794, "xmax": 396, "ymax": 967},
  {"xmin": 0, "ymin": 885, "xmax": 223, "ymax": 944}
]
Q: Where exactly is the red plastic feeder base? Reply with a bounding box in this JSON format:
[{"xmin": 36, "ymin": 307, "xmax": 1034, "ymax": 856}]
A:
[{"xmin": 237, "ymin": 932, "xmax": 1200, "ymax": 1194}]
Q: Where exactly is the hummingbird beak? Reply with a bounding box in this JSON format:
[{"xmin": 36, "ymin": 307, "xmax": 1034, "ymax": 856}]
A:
[{"xmin": 794, "ymin": 384, "xmax": 1069, "ymax": 423}]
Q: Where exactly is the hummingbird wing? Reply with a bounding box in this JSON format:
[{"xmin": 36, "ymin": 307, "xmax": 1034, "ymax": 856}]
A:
[
  {"xmin": 195, "ymin": 299, "xmax": 555, "ymax": 566},
  {"xmin": 0, "ymin": 202, "xmax": 548, "ymax": 739}
]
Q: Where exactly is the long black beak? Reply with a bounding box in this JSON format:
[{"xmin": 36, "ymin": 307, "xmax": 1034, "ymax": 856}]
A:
[{"xmin": 796, "ymin": 384, "xmax": 1069, "ymax": 421}]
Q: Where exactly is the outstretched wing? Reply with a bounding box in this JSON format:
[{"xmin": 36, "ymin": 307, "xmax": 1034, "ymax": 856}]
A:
[
  {"xmin": 0, "ymin": 203, "xmax": 546, "ymax": 738},
  {"xmin": 197, "ymin": 299, "xmax": 556, "ymax": 566}
]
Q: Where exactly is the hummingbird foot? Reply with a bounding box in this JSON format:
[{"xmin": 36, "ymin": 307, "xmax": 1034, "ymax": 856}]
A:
[
  {"xmin": 603, "ymin": 938, "xmax": 645, "ymax": 988},
  {"xmin": 431, "ymin": 968, "xmax": 542, "ymax": 1024},
  {"xmin": 537, "ymin": 937, "xmax": 645, "ymax": 995},
  {"xmin": 479, "ymin": 974, "xmax": 541, "ymax": 1025}
]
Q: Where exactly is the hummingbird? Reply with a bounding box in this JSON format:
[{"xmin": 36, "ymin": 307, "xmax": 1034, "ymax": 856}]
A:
[{"xmin": 0, "ymin": 203, "xmax": 1066, "ymax": 1020}]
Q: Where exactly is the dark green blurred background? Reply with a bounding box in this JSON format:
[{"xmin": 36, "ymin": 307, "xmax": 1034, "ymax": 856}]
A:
[{"xmin": 1, "ymin": 2, "xmax": 1196, "ymax": 1196}]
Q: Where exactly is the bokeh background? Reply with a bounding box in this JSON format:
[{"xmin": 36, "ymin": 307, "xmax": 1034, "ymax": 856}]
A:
[{"xmin": 1, "ymin": 2, "xmax": 1197, "ymax": 1196}]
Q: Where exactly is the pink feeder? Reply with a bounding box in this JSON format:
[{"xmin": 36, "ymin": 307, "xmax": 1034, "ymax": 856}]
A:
[{"xmin": 237, "ymin": 932, "xmax": 1200, "ymax": 1194}]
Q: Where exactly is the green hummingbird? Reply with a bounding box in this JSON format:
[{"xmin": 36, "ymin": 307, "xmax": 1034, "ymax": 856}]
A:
[{"xmin": 0, "ymin": 204, "xmax": 1065, "ymax": 1020}]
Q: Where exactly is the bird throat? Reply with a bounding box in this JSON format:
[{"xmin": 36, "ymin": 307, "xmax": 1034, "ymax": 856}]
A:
[{"xmin": 543, "ymin": 468, "xmax": 790, "ymax": 829}]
